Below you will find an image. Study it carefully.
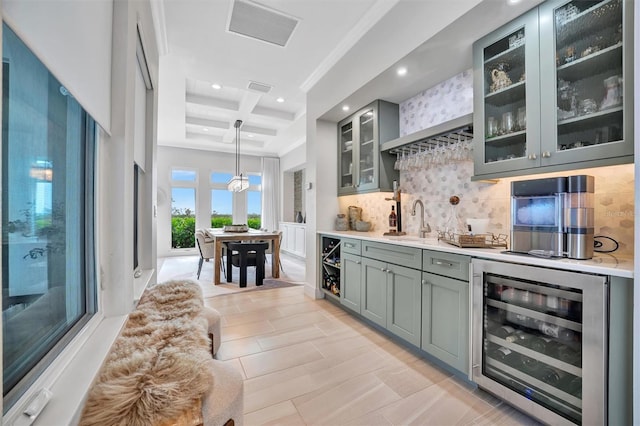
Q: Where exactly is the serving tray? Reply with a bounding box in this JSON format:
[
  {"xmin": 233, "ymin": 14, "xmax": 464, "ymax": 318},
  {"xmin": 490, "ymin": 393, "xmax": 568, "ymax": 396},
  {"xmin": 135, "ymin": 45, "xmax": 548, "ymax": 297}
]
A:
[{"xmin": 437, "ymin": 230, "xmax": 508, "ymax": 249}]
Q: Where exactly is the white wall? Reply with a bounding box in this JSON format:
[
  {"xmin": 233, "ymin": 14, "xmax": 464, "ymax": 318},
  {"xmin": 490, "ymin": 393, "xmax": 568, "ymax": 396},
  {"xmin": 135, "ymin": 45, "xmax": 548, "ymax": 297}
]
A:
[
  {"xmin": 156, "ymin": 145, "xmax": 262, "ymax": 257},
  {"xmin": 280, "ymin": 144, "xmax": 306, "ymax": 223},
  {"xmin": 3, "ymin": 0, "xmax": 113, "ymax": 132}
]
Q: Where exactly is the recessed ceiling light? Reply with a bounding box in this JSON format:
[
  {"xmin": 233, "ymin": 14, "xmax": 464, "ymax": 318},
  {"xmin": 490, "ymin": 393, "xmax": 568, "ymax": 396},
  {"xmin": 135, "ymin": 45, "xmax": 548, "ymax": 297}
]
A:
[
  {"xmin": 211, "ymin": 83, "xmax": 222, "ymax": 89},
  {"xmin": 397, "ymin": 67, "xmax": 407, "ymax": 76},
  {"xmin": 248, "ymin": 134, "xmax": 254, "ymax": 138},
  {"xmin": 342, "ymin": 105, "xmax": 350, "ymax": 111},
  {"xmin": 203, "ymin": 128, "xmax": 209, "ymax": 131},
  {"xmin": 507, "ymin": 0, "xmax": 521, "ymax": 4},
  {"xmin": 276, "ymin": 97, "xmax": 284, "ymax": 103}
]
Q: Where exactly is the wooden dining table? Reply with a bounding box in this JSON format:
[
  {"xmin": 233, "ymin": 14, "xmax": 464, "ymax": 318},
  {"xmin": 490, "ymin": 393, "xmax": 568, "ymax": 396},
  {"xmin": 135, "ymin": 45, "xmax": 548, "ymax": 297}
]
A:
[{"xmin": 205, "ymin": 228, "xmax": 281, "ymax": 285}]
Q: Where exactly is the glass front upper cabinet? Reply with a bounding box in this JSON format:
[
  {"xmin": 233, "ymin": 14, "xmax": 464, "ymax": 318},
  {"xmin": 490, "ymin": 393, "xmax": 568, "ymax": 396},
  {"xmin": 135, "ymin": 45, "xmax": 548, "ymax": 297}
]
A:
[
  {"xmin": 473, "ymin": 9, "xmax": 541, "ymax": 176},
  {"xmin": 357, "ymin": 109, "xmax": 375, "ymax": 189},
  {"xmin": 339, "ymin": 121, "xmax": 354, "ymax": 191},
  {"xmin": 539, "ymin": 0, "xmax": 632, "ymax": 167}
]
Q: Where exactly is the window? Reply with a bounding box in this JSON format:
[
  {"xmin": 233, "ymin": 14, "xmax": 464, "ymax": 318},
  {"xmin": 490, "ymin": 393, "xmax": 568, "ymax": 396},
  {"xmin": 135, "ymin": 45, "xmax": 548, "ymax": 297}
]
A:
[
  {"xmin": 171, "ymin": 169, "xmax": 196, "ymax": 182},
  {"xmin": 2, "ymin": 23, "xmax": 97, "ymax": 409},
  {"xmin": 247, "ymin": 174, "xmax": 262, "ymax": 229}
]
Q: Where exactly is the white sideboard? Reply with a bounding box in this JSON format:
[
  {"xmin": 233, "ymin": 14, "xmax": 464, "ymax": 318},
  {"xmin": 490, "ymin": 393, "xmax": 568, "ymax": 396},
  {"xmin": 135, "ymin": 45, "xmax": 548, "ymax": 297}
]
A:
[{"xmin": 280, "ymin": 222, "xmax": 306, "ymax": 258}]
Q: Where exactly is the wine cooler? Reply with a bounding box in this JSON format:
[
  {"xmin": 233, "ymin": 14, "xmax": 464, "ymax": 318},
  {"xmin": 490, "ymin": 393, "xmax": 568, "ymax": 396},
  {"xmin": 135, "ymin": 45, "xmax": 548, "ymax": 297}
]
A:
[{"xmin": 471, "ymin": 259, "xmax": 608, "ymax": 425}]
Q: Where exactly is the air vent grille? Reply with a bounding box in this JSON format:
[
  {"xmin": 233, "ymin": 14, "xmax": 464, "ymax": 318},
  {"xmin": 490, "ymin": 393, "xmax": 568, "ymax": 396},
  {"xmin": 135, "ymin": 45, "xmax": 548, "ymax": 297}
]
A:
[
  {"xmin": 247, "ymin": 81, "xmax": 272, "ymax": 94},
  {"xmin": 228, "ymin": 0, "xmax": 298, "ymax": 47}
]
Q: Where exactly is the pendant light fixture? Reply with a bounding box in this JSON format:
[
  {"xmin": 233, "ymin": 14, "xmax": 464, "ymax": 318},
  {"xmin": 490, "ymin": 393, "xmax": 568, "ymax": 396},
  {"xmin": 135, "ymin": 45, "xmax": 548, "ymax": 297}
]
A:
[{"xmin": 227, "ymin": 119, "xmax": 249, "ymax": 192}]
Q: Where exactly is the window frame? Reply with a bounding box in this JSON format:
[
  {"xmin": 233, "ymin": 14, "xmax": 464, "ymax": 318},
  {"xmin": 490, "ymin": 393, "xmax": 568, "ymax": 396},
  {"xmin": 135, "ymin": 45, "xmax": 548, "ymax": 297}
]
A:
[{"xmin": 1, "ymin": 21, "xmax": 99, "ymax": 410}]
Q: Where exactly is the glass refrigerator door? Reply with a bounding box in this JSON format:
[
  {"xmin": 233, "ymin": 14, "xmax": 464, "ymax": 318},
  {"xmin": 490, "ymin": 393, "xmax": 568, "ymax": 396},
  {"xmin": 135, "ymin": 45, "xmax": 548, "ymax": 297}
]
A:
[{"xmin": 482, "ymin": 273, "xmax": 586, "ymax": 424}]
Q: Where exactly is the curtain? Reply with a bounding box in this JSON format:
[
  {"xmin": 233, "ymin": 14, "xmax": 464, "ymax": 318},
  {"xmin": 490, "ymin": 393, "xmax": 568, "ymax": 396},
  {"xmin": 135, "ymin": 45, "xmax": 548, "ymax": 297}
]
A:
[{"xmin": 261, "ymin": 157, "xmax": 280, "ymax": 231}]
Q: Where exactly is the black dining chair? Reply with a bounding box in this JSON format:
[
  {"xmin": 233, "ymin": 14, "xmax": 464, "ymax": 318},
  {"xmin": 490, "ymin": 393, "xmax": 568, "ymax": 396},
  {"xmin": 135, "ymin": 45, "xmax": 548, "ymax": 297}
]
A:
[{"xmin": 225, "ymin": 241, "xmax": 269, "ymax": 287}]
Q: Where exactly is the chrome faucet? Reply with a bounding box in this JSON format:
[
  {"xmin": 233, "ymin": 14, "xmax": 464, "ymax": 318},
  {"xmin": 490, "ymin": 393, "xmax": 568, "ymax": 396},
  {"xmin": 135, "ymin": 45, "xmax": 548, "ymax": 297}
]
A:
[{"xmin": 411, "ymin": 199, "xmax": 431, "ymax": 238}]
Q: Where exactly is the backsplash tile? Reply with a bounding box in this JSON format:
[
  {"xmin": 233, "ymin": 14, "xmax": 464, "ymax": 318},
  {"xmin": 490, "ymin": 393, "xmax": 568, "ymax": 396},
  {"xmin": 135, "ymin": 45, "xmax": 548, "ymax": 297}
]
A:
[
  {"xmin": 337, "ymin": 162, "xmax": 634, "ymax": 257},
  {"xmin": 399, "ymin": 69, "xmax": 473, "ymax": 136}
]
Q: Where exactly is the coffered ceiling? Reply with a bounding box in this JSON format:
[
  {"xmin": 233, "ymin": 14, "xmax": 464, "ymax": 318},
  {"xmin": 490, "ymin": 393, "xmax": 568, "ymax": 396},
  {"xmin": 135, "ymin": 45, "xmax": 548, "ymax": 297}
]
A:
[
  {"xmin": 153, "ymin": 0, "xmax": 396, "ymax": 157},
  {"xmin": 152, "ymin": 0, "xmax": 544, "ymax": 158}
]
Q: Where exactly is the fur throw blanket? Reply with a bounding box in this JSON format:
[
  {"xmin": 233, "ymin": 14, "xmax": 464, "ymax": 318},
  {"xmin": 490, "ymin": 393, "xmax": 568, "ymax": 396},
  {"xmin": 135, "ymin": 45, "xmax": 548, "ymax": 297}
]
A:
[{"xmin": 80, "ymin": 280, "xmax": 213, "ymax": 426}]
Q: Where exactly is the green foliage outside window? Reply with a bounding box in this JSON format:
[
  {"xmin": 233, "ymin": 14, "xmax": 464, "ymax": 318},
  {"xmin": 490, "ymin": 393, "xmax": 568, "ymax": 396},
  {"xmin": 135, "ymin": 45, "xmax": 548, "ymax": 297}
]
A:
[{"xmin": 171, "ymin": 216, "xmax": 195, "ymax": 248}]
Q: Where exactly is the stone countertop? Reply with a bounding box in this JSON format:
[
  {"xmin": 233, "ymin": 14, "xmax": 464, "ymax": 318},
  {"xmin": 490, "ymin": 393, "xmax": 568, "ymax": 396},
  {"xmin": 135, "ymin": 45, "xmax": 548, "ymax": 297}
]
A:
[{"xmin": 318, "ymin": 230, "xmax": 633, "ymax": 279}]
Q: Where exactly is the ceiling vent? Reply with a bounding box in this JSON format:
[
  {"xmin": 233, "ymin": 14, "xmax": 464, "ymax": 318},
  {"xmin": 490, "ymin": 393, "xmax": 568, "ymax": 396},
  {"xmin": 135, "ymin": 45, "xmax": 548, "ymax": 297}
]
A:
[
  {"xmin": 228, "ymin": 0, "xmax": 299, "ymax": 47},
  {"xmin": 247, "ymin": 80, "xmax": 272, "ymax": 94}
]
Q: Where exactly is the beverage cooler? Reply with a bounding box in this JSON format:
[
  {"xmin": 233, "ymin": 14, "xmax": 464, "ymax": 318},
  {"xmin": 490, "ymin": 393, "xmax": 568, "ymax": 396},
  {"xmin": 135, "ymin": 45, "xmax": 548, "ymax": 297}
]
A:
[{"xmin": 471, "ymin": 259, "xmax": 608, "ymax": 425}]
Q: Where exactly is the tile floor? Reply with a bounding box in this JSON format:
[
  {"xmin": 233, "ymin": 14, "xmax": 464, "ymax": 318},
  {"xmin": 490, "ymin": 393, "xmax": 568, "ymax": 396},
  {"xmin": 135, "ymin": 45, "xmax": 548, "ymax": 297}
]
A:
[{"xmin": 159, "ymin": 254, "xmax": 541, "ymax": 425}]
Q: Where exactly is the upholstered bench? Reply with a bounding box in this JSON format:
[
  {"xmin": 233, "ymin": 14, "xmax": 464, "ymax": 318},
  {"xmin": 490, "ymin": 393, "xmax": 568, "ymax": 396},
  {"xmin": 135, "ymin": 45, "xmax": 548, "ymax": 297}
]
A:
[{"xmin": 80, "ymin": 280, "xmax": 243, "ymax": 426}]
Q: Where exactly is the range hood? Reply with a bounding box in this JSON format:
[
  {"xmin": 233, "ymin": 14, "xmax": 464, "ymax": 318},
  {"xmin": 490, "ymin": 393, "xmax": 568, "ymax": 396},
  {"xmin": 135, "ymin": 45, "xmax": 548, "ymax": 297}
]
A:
[{"xmin": 381, "ymin": 113, "xmax": 473, "ymax": 155}]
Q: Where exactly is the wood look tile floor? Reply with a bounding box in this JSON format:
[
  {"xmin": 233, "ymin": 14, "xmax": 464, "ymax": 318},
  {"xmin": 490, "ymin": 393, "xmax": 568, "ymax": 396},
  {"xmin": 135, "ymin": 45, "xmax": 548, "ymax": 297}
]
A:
[
  {"xmin": 160, "ymin": 252, "xmax": 540, "ymax": 425},
  {"xmin": 202, "ymin": 278, "xmax": 542, "ymax": 425}
]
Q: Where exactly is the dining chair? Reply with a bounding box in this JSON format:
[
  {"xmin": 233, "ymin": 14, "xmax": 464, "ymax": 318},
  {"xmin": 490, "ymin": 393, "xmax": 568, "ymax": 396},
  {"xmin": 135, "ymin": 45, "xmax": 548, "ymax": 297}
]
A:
[
  {"xmin": 225, "ymin": 241, "xmax": 269, "ymax": 287},
  {"xmin": 195, "ymin": 230, "xmax": 225, "ymax": 279}
]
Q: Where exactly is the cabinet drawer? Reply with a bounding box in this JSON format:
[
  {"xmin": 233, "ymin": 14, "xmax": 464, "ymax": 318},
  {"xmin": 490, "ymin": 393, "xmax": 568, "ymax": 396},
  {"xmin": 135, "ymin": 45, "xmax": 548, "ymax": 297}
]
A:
[
  {"xmin": 342, "ymin": 238, "xmax": 361, "ymax": 255},
  {"xmin": 362, "ymin": 241, "xmax": 421, "ymax": 269},
  {"xmin": 423, "ymin": 250, "xmax": 470, "ymax": 281}
]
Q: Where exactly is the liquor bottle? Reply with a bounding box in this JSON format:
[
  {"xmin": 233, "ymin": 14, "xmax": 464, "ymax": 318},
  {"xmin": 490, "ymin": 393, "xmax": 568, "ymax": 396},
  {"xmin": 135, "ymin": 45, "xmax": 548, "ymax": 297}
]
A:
[{"xmin": 389, "ymin": 205, "xmax": 397, "ymax": 232}]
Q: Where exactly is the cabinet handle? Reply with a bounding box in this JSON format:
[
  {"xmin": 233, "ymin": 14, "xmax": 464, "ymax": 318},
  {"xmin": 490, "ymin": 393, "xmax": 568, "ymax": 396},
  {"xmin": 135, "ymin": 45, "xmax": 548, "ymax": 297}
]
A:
[
  {"xmin": 380, "ymin": 267, "xmax": 387, "ymax": 272},
  {"xmin": 434, "ymin": 260, "xmax": 454, "ymax": 268},
  {"xmin": 345, "ymin": 243, "xmax": 354, "ymax": 248},
  {"xmin": 421, "ymin": 279, "xmax": 429, "ymax": 285},
  {"xmin": 528, "ymin": 153, "xmax": 537, "ymax": 160},
  {"xmin": 355, "ymin": 260, "xmax": 361, "ymax": 264},
  {"xmin": 542, "ymin": 151, "xmax": 551, "ymax": 158},
  {"xmin": 387, "ymin": 269, "xmax": 393, "ymax": 274}
]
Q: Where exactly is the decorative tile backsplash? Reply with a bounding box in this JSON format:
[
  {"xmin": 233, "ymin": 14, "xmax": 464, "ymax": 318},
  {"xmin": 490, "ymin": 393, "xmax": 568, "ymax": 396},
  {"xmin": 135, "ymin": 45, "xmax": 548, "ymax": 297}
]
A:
[
  {"xmin": 338, "ymin": 72, "xmax": 634, "ymax": 257},
  {"xmin": 337, "ymin": 162, "xmax": 634, "ymax": 256},
  {"xmin": 399, "ymin": 69, "xmax": 473, "ymax": 136}
]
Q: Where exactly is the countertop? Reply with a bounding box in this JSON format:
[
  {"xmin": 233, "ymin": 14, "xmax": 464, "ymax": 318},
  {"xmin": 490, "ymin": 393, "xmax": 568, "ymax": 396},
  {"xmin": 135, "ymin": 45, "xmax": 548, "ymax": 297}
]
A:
[{"xmin": 318, "ymin": 230, "xmax": 633, "ymax": 279}]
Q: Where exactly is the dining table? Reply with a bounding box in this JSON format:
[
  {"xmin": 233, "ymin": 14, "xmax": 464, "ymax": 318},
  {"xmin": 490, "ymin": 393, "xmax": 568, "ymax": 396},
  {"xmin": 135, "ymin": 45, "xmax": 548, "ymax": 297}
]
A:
[{"xmin": 205, "ymin": 228, "xmax": 281, "ymax": 285}]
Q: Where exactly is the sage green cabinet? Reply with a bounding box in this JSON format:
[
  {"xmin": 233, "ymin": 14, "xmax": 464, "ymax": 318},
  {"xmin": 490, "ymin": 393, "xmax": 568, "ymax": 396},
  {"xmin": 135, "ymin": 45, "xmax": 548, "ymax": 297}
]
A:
[
  {"xmin": 337, "ymin": 100, "xmax": 399, "ymax": 196},
  {"xmin": 386, "ymin": 264, "xmax": 422, "ymax": 346},
  {"xmin": 360, "ymin": 257, "xmax": 388, "ymax": 327},
  {"xmin": 421, "ymin": 272, "xmax": 469, "ymax": 374},
  {"xmin": 360, "ymin": 256, "xmax": 422, "ymax": 345},
  {"xmin": 340, "ymin": 252, "xmax": 362, "ymax": 313},
  {"xmin": 473, "ymin": 0, "xmax": 633, "ymax": 180}
]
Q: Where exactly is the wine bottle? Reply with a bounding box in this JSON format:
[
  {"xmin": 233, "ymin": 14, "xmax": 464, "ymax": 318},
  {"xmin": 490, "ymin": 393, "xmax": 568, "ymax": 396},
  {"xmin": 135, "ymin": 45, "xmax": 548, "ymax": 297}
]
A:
[
  {"xmin": 536, "ymin": 320, "xmax": 578, "ymax": 343},
  {"xmin": 491, "ymin": 324, "xmax": 516, "ymax": 339},
  {"xmin": 530, "ymin": 336, "xmax": 561, "ymax": 358},
  {"xmin": 505, "ymin": 329, "xmax": 534, "ymax": 347},
  {"xmin": 558, "ymin": 344, "xmax": 581, "ymax": 366},
  {"xmin": 488, "ymin": 344, "xmax": 520, "ymax": 367},
  {"xmin": 561, "ymin": 376, "xmax": 582, "ymax": 398},
  {"xmin": 519, "ymin": 354, "xmax": 540, "ymax": 375},
  {"xmin": 536, "ymin": 366, "xmax": 567, "ymax": 388},
  {"xmin": 389, "ymin": 205, "xmax": 397, "ymax": 232}
]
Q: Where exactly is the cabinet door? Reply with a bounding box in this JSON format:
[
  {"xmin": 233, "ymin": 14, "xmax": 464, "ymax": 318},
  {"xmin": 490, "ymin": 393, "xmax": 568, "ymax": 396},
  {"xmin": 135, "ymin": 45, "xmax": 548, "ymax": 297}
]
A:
[
  {"xmin": 473, "ymin": 8, "xmax": 541, "ymax": 176},
  {"xmin": 340, "ymin": 253, "xmax": 362, "ymax": 313},
  {"xmin": 539, "ymin": 0, "xmax": 633, "ymax": 167},
  {"xmin": 355, "ymin": 105, "xmax": 379, "ymax": 192},
  {"xmin": 360, "ymin": 257, "xmax": 387, "ymax": 327},
  {"xmin": 421, "ymin": 272, "xmax": 469, "ymax": 374},
  {"xmin": 294, "ymin": 226, "xmax": 306, "ymax": 256},
  {"xmin": 338, "ymin": 118, "xmax": 356, "ymax": 195},
  {"xmin": 386, "ymin": 264, "xmax": 422, "ymax": 346}
]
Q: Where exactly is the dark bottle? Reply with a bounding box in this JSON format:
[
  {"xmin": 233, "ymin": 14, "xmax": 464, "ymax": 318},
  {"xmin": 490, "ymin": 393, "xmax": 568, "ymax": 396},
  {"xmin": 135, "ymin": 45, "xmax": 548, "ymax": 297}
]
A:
[
  {"xmin": 487, "ymin": 344, "xmax": 520, "ymax": 367},
  {"xmin": 561, "ymin": 376, "xmax": 582, "ymax": 398},
  {"xmin": 519, "ymin": 354, "xmax": 540, "ymax": 375},
  {"xmin": 492, "ymin": 324, "xmax": 516, "ymax": 339},
  {"xmin": 536, "ymin": 366, "xmax": 567, "ymax": 388},
  {"xmin": 536, "ymin": 320, "xmax": 578, "ymax": 343},
  {"xmin": 530, "ymin": 336, "xmax": 561, "ymax": 358},
  {"xmin": 558, "ymin": 344, "xmax": 581, "ymax": 366},
  {"xmin": 389, "ymin": 205, "xmax": 397, "ymax": 232},
  {"xmin": 505, "ymin": 329, "xmax": 534, "ymax": 347}
]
